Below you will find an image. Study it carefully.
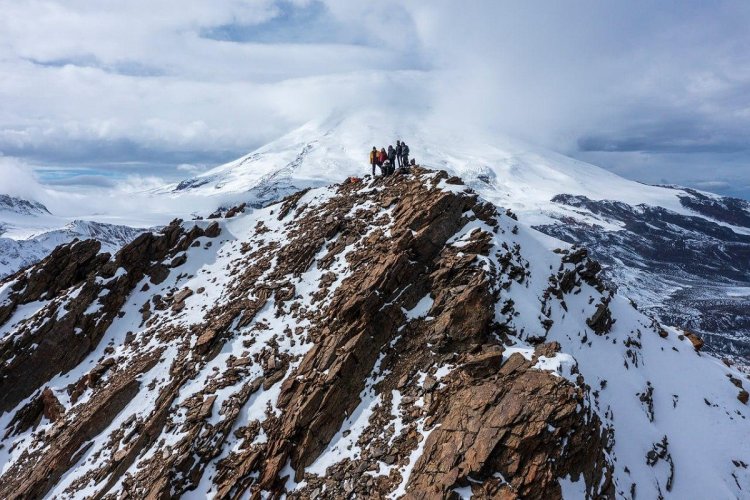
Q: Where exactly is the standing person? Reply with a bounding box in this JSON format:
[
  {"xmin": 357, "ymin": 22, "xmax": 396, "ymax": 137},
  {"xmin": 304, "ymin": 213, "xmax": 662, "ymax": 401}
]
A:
[
  {"xmin": 395, "ymin": 140, "xmax": 403, "ymax": 168},
  {"xmin": 379, "ymin": 147, "xmax": 387, "ymax": 170},
  {"xmin": 387, "ymin": 144, "xmax": 396, "ymax": 170},
  {"xmin": 369, "ymin": 146, "xmax": 378, "ymax": 176},
  {"xmin": 401, "ymin": 141, "xmax": 410, "ymax": 169}
]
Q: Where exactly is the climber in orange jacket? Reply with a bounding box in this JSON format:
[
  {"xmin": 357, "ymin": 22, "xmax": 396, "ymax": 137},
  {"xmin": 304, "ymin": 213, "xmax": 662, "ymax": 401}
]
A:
[{"xmin": 369, "ymin": 147, "xmax": 378, "ymax": 176}]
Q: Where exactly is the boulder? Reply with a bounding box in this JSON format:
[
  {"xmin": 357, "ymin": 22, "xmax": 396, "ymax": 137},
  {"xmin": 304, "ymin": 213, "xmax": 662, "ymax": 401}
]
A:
[{"xmin": 684, "ymin": 331, "xmax": 704, "ymax": 352}]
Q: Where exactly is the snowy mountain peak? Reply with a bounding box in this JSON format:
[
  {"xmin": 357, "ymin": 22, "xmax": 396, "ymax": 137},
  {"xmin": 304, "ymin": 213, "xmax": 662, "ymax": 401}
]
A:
[{"xmin": 159, "ymin": 111, "xmax": 687, "ymax": 218}]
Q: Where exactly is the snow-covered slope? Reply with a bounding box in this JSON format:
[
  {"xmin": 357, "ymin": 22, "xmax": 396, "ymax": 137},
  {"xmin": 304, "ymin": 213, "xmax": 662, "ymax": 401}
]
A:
[
  {"xmin": 161, "ymin": 111, "xmax": 750, "ymax": 362},
  {"xmin": 0, "ymin": 194, "xmax": 50, "ymax": 217},
  {"xmin": 158, "ymin": 112, "xmax": 691, "ymax": 218},
  {"xmin": 0, "ymin": 195, "xmax": 147, "ymax": 279},
  {"xmin": 0, "ymin": 170, "xmax": 747, "ymax": 498}
]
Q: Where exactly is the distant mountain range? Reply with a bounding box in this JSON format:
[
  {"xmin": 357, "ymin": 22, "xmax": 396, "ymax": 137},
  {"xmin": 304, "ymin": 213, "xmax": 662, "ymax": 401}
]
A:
[{"xmin": 0, "ymin": 195, "xmax": 146, "ymax": 279}]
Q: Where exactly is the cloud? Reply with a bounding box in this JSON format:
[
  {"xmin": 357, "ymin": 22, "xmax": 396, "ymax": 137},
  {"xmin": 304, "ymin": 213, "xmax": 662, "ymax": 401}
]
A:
[
  {"xmin": 41, "ymin": 175, "xmax": 118, "ymax": 188},
  {"xmin": 397, "ymin": 1, "xmax": 750, "ymax": 197},
  {"xmin": 408, "ymin": 2, "xmax": 750, "ymax": 145},
  {"xmin": 0, "ymin": 0, "xmax": 749, "ymax": 199},
  {"xmin": 0, "ymin": 155, "xmax": 226, "ymax": 229},
  {"xmin": 0, "ymin": 156, "xmax": 46, "ymax": 200},
  {"xmin": 575, "ymin": 149, "xmax": 750, "ymax": 200},
  {"xmin": 0, "ymin": 156, "xmax": 244, "ymax": 228},
  {"xmin": 0, "ymin": 0, "xmax": 423, "ymax": 176},
  {"xmin": 175, "ymin": 163, "xmax": 207, "ymax": 175},
  {"xmin": 693, "ymin": 180, "xmax": 731, "ymax": 189}
]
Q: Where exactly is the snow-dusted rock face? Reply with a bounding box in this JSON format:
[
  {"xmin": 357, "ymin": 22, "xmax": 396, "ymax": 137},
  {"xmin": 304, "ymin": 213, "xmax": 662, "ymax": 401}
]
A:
[{"xmin": 0, "ymin": 169, "xmax": 748, "ymax": 499}]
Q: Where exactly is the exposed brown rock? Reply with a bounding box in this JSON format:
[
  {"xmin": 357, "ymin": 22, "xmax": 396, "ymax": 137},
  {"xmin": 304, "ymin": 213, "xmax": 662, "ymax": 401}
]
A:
[
  {"xmin": 587, "ymin": 299, "xmax": 614, "ymax": 335},
  {"xmin": 225, "ymin": 203, "xmax": 246, "ymax": 218},
  {"xmin": 0, "ymin": 239, "xmax": 105, "ymax": 324},
  {"xmin": 0, "ymin": 220, "xmax": 203, "ymax": 414},
  {"xmin": 40, "ymin": 387, "xmax": 65, "ymax": 422},
  {"xmin": 204, "ymin": 221, "xmax": 221, "ymax": 238},
  {"xmin": 170, "ymin": 253, "xmax": 187, "ymax": 268},
  {"xmin": 405, "ymin": 356, "xmax": 610, "ymax": 500},
  {"xmin": 171, "ymin": 287, "xmax": 194, "ymax": 312},
  {"xmin": 534, "ymin": 341, "xmax": 561, "ymax": 359},
  {"xmin": 684, "ymin": 330, "xmax": 704, "ymax": 351},
  {"xmin": 739, "ymin": 390, "xmax": 749, "ymax": 405}
]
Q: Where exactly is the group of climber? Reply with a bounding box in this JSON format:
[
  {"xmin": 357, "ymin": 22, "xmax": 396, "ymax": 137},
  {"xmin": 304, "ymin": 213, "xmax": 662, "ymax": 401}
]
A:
[{"xmin": 369, "ymin": 140, "xmax": 414, "ymax": 177}]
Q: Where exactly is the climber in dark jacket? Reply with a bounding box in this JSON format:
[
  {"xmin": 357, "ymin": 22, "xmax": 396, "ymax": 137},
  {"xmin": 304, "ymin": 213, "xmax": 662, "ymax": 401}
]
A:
[
  {"xmin": 387, "ymin": 145, "xmax": 396, "ymax": 170},
  {"xmin": 401, "ymin": 142, "xmax": 410, "ymax": 169},
  {"xmin": 395, "ymin": 140, "xmax": 403, "ymax": 168}
]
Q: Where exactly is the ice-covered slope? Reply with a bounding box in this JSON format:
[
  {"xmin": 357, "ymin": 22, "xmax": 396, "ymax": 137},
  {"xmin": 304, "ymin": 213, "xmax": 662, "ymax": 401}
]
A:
[
  {"xmin": 0, "ymin": 170, "xmax": 747, "ymax": 498},
  {"xmin": 0, "ymin": 195, "xmax": 147, "ymax": 279},
  {"xmin": 162, "ymin": 112, "xmax": 750, "ymax": 362}
]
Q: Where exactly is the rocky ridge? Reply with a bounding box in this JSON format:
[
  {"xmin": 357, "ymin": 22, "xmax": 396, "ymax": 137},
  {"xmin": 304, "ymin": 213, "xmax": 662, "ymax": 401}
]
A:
[{"xmin": 0, "ymin": 169, "xmax": 748, "ymax": 499}]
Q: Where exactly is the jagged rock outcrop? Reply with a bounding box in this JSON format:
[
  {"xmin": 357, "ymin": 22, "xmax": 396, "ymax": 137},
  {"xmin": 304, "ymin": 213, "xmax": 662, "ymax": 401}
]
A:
[{"xmin": 0, "ymin": 169, "xmax": 747, "ymax": 499}]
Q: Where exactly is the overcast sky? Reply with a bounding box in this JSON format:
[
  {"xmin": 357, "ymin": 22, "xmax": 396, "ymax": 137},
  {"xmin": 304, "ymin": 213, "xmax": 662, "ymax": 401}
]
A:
[{"xmin": 1, "ymin": 0, "xmax": 750, "ymax": 199}]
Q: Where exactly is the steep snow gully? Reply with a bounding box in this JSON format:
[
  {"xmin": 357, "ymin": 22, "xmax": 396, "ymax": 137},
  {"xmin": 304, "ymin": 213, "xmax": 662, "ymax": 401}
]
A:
[{"xmin": 0, "ymin": 168, "xmax": 748, "ymax": 498}]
